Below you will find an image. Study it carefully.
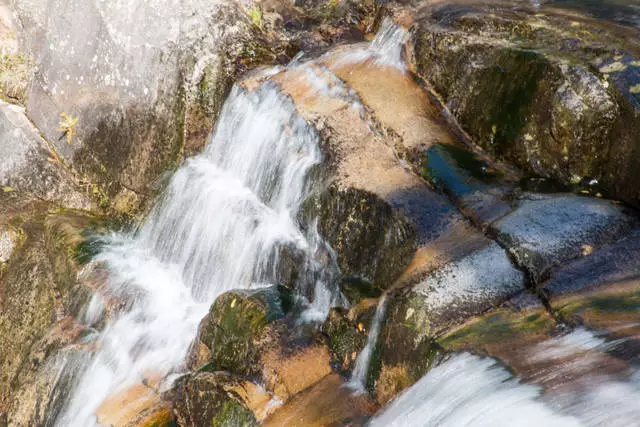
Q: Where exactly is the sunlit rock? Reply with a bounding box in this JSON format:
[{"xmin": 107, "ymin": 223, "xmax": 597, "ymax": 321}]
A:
[
  {"xmin": 408, "ymin": 3, "xmax": 640, "ymax": 206},
  {"xmin": 544, "ymin": 232, "xmax": 640, "ymax": 343},
  {"xmin": 491, "ymin": 193, "xmax": 637, "ymax": 283},
  {"xmin": 0, "ymin": 100, "xmax": 90, "ymax": 209},
  {"xmin": 12, "ymin": 0, "xmax": 275, "ymax": 212}
]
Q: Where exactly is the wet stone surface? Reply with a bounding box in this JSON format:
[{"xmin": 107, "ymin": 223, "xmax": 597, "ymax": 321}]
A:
[{"xmin": 491, "ymin": 193, "xmax": 638, "ymax": 283}]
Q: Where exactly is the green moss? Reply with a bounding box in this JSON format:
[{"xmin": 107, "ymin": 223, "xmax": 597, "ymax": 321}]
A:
[
  {"xmin": 203, "ymin": 287, "xmax": 288, "ymax": 376},
  {"xmin": 437, "ymin": 309, "xmax": 555, "ymax": 352},
  {"xmin": 559, "ymin": 290, "xmax": 640, "ymax": 318},
  {"xmin": 246, "ymin": 7, "xmax": 262, "ymax": 29},
  {"xmin": 210, "ymin": 399, "xmax": 257, "ymax": 427}
]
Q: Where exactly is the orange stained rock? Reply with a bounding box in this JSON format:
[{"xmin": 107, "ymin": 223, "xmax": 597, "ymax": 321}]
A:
[
  {"xmin": 95, "ymin": 378, "xmax": 168, "ymax": 427},
  {"xmin": 262, "ymin": 343, "xmax": 333, "ymax": 401},
  {"xmin": 328, "ymin": 61, "xmax": 455, "ymax": 150},
  {"xmin": 262, "ymin": 374, "xmax": 378, "ymax": 427}
]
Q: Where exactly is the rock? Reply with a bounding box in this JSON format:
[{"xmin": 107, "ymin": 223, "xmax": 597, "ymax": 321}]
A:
[
  {"xmin": 543, "ymin": 232, "xmax": 640, "ymax": 342},
  {"xmin": 198, "ymin": 286, "xmax": 291, "ymax": 376},
  {"xmin": 421, "ymin": 143, "xmax": 516, "ymax": 226},
  {"xmin": 0, "ymin": 225, "xmax": 19, "ymax": 265},
  {"xmin": 261, "ymin": 342, "xmax": 332, "ymax": 401},
  {"xmin": 265, "ymin": 51, "xmax": 468, "ymax": 291},
  {"xmin": 0, "ymin": 197, "xmax": 105, "ymax": 415},
  {"xmin": 399, "ymin": 241, "xmax": 525, "ymax": 335},
  {"xmin": 322, "ymin": 307, "xmax": 369, "ymax": 373},
  {"xmin": 303, "ymin": 186, "xmax": 418, "ymax": 289},
  {"xmin": 491, "ymin": 193, "xmax": 637, "ymax": 283},
  {"xmin": 437, "ymin": 292, "xmax": 559, "ymax": 375},
  {"xmin": 95, "ymin": 376, "xmax": 172, "ymax": 427},
  {"xmin": 173, "ymin": 372, "xmax": 258, "ymax": 427},
  {"xmin": 0, "ymin": 2, "xmax": 32, "ymax": 105},
  {"xmin": 367, "ymin": 240, "xmax": 523, "ymax": 403},
  {"xmin": 6, "ymin": 345, "xmax": 90, "ymax": 426},
  {"xmin": 11, "ymin": 0, "xmax": 276, "ymax": 212},
  {"xmin": 261, "ymin": 373, "xmax": 377, "ymax": 427},
  {"xmin": 0, "ymin": 100, "xmax": 90, "ymax": 209},
  {"xmin": 408, "ymin": 3, "xmax": 640, "ymax": 207},
  {"xmin": 194, "ymin": 286, "xmax": 334, "ymax": 404}
]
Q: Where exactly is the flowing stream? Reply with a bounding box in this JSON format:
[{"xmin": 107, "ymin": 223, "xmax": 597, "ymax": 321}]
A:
[
  {"xmin": 55, "ymin": 82, "xmax": 335, "ymax": 426},
  {"xmin": 368, "ymin": 328, "xmax": 640, "ymax": 427},
  {"xmin": 368, "ymin": 353, "xmax": 584, "ymax": 427}
]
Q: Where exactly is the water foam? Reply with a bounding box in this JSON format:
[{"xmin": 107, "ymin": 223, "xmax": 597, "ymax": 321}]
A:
[
  {"xmin": 55, "ymin": 82, "xmax": 329, "ymax": 426},
  {"xmin": 369, "ymin": 353, "xmax": 584, "ymax": 427}
]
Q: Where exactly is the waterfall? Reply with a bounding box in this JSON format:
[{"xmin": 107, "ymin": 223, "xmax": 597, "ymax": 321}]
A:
[
  {"xmin": 368, "ymin": 353, "xmax": 584, "ymax": 427},
  {"xmin": 347, "ymin": 295, "xmax": 388, "ymax": 392},
  {"xmin": 54, "ymin": 81, "xmax": 335, "ymax": 426}
]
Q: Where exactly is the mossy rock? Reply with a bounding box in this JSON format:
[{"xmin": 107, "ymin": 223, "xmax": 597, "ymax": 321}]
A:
[
  {"xmin": 409, "ymin": 6, "xmax": 640, "ymax": 207},
  {"xmin": 199, "ymin": 286, "xmax": 292, "ymax": 376},
  {"xmin": 0, "ymin": 203, "xmax": 107, "ymax": 406},
  {"xmin": 173, "ymin": 372, "xmax": 257, "ymax": 427},
  {"xmin": 301, "ymin": 186, "xmax": 417, "ymax": 291},
  {"xmin": 370, "ymin": 290, "xmax": 442, "ymax": 403},
  {"xmin": 322, "ymin": 307, "xmax": 368, "ymax": 373}
]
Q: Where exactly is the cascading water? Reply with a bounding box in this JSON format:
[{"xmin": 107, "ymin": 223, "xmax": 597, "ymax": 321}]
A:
[
  {"xmin": 368, "ymin": 353, "xmax": 584, "ymax": 427},
  {"xmin": 54, "ymin": 82, "xmax": 335, "ymax": 426},
  {"xmin": 347, "ymin": 295, "xmax": 388, "ymax": 391}
]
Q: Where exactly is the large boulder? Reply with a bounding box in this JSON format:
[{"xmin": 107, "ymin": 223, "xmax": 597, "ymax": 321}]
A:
[
  {"xmin": 197, "ymin": 286, "xmax": 291, "ymax": 377},
  {"xmin": 10, "ymin": 0, "xmax": 277, "ymax": 213},
  {"xmin": 408, "ymin": 3, "xmax": 640, "ymax": 206},
  {"xmin": 191, "ymin": 286, "xmax": 333, "ymax": 403}
]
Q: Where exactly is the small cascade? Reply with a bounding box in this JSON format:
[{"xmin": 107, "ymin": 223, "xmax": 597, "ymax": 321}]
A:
[
  {"xmin": 368, "ymin": 353, "xmax": 584, "ymax": 427},
  {"xmin": 331, "ymin": 17, "xmax": 410, "ymax": 70},
  {"xmin": 54, "ymin": 82, "xmax": 338, "ymax": 426},
  {"xmin": 347, "ymin": 295, "xmax": 388, "ymax": 392}
]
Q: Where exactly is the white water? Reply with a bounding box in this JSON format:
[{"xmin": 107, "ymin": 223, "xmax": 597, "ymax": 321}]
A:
[
  {"xmin": 348, "ymin": 295, "xmax": 388, "ymax": 391},
  {"xmin": 369, "ymin": 353, "xmax": 584, "ymax": 427},
  {"xmin": 529, "ymin": 328, "xmax": 640, "ymax": 427},
  {"xmin": 330, "ymin": 17, "xmax": 410, "ymax": 71},
  {"xmin": 55, "ymin": 82, "xmax": 331, "ymax": 426}
]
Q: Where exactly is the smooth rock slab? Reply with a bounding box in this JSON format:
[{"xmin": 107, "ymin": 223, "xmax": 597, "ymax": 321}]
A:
[
  {"xmin": 491, "ymin": 194, "xmax": 637, "ymax": 283},
  {"xmin": 543, "ymin": 233, "xmax": 640, "ymax": 342},
  {"xmin": 410, "ymin": 241, "xmax": 525, "ymax": 334},
  {"xmin": 370, "ymin": 241, "xmax": 523, "ymax": 403}
]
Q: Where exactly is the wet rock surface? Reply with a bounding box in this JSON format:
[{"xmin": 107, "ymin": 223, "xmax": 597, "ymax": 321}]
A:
[
  {"xmin": 491, "ymin": 193, "xmax": 637, "ymax": 283},
  {"xmin": 408, "ymin": 1, "xmax": 640, "ymax": 207},
  {"xmin": 0, "ymin": 194, "xmax": 107, "ymax": 420}
]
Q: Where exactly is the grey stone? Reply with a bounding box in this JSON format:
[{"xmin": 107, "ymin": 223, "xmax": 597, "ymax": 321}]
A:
[
  {"xmin": 491, "ymin": 193, "xmax": 637, "ymax": 283},
  {"xmin": 0, "ymin": 100, "xmax": 90, "ymax": 208}
]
